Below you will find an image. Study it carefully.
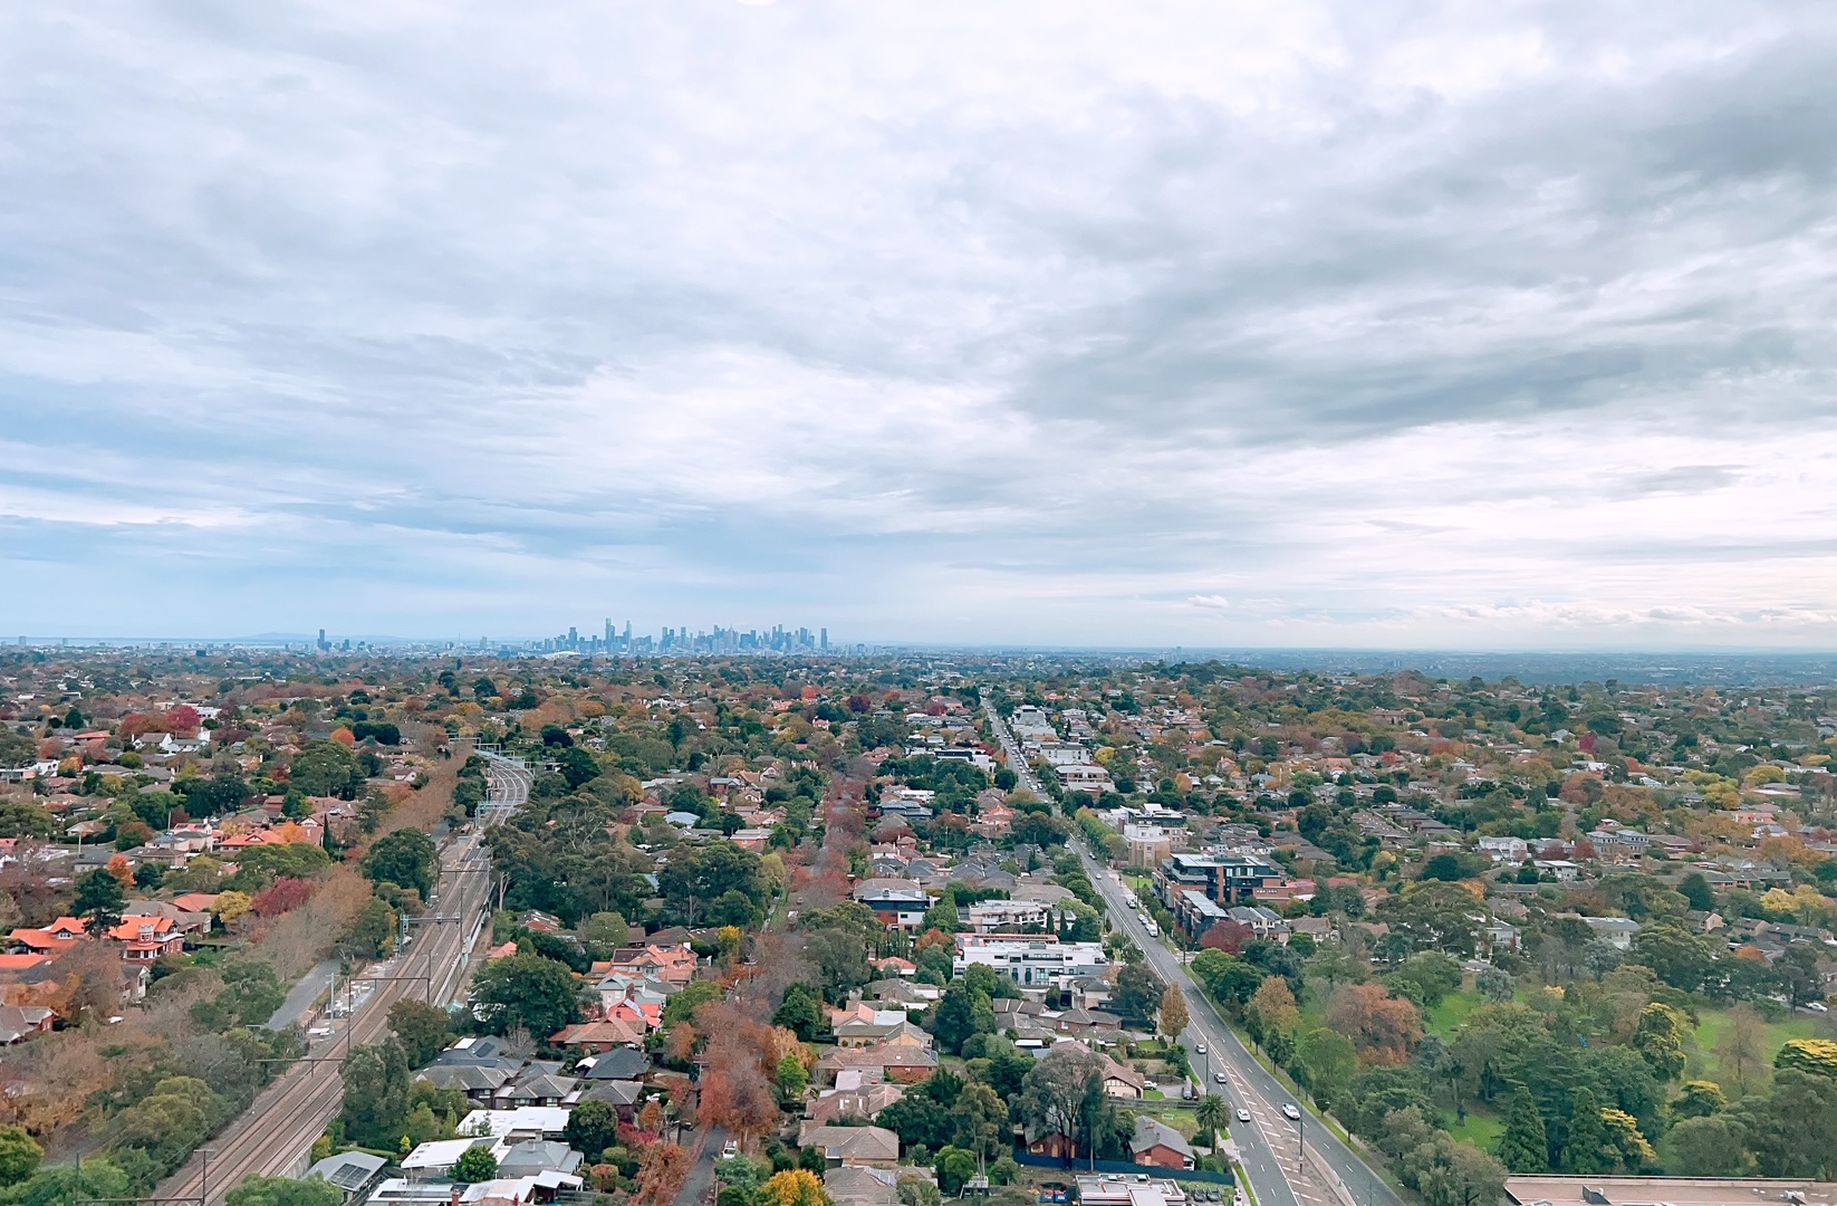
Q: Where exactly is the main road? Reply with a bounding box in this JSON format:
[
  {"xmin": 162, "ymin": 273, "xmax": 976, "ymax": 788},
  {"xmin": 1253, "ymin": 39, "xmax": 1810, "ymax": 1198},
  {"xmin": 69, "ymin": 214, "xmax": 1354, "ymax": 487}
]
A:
[
  {"xmin": 157, "ymin": 747, "xmax": 530, "ymax": 1205},
  {"xmin": 983, "ymin": 700, "xmax": 1399, "ymax": 1206}
]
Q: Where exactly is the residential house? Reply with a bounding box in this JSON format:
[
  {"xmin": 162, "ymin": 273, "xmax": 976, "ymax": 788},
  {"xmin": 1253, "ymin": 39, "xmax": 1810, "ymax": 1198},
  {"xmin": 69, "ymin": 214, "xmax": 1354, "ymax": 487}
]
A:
[
  {"xmin": 1478, "ymin": 836, "xmax": 1529, "ymax": 865},
  {"xmin": 1099, "ymin": 1054, "xmax": 1147, "ymax": 1100},
  {"xmin": 108, "ymin": 915, "xmax": 185, "ymax": 961},
  {"xmin": 798, "ymin": 1125, "xmax": 901, "ymax": 1168},
  {"xmin": 834, "ymin": 1016, "xmax": 932, "ymax": 1050},
  {"xmin": 0, "ymin": 1004, "xmax": 55, "ymax": 1044},
  {"xmin": 606, "ymin": 943, "xmax": 697, "ymax": 987},
  {"xmin": 804, "ymin": 1080, "xmax": 907, "ymax": 1128},
  {"xmin": 549, "ymin": 1017, "xmax": 646, "ymax": 1053},
  {"xmin": 815, "ymin": 1042, "xmax": 938, "ymax": 1085},
  {"xmin": 1130, "ymin": 1117, "xmax": 1196, "ymax": 1170},
  {"xmin": 301, "ymin": 1152, "xmax": 389, "ymax": 1202},
  {"xmin": 495, "ymin": 1139, "xmax": 583, "ymax": 1180},
  {"xmin": 825, "ymin": 1166, "xmax": 914, "ymax": 1206},
  {"xmin": 1582, "ymin": 916, "xmax": 1642, "ymax": 951},
  {"xmin": 851, "ymin": 879, "xmax": 934, "ymax": 932}
]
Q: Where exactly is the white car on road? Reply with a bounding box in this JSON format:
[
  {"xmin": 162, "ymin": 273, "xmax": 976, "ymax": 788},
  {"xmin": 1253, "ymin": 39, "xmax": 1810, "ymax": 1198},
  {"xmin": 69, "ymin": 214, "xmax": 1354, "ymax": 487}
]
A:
[
  {"xmin": 1282, "ymin": 1104, "xmax": 1302, "ymax": 1121},
  {"xmin": 1236, "ymin": 1108, "xmax": 1252, "ymax": 1123}
]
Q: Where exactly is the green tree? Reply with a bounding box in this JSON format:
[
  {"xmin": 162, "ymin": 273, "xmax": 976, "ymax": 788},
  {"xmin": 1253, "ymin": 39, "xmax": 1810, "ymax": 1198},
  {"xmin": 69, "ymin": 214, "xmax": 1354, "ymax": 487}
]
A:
[
  {"xmin": 663, "ymin": 979, "xmax": 724, "ymax": 1027},
  {"xmin": 1775, "ymin": 1038, "xmax": 1837, "ymax": 1080},
  {"xmin": 931, "ymin": 983, "xmax": 984, "ymax": 1055},
  {"xmin": 777, "ymin": 1055, "xmax": 810, "ymax": 1099},
  {"xmin": 657, "ymin": 842, "xmax": 763, "ymax": 926},
  {"xmin": 72, "ymin": 867, "xmax": 126, "ymax": 932},
  {"xmin": 1562, "ymin": 1087, "xmax": 1612, "ymax": 1174},
  {"xmin": 1629, "ymin": 1004, "xmax": 1688, "ymax": 1083},
  {"xmin": 190, "ymin": 958, "xmax": 286, "ymax": 1031},
  {"xmin": 1669, "ymin": 1080, "xmax": 1727, "ymax": 1122},
  {"xmin": 340, "ymin": 1040, "xmax": 412, "ymax": 1150},
  {"xmin": 1295, "ymin": 1028, "xmax": 1357, "ymax": 1105},
  {"xmin": 773, "ymin": 982, "xmax": 829, "ymax": 1041},
  {"xmin": 452, "ymin": 1145, "xmax": 499, "ymax": 1183},
  {"xmin": 1495, "ymin": 1085, "xmax": 1548, "ymax": 1173},
  {"xmin": 950, "ymin": 1082, "xmax": 1009, "ymax": 1159},
  {"xmin": 577, "ymin": 911, "xmax": 631, "ymax": 952},
  {"xmin": 1731, "ymin": 1069, "xmax": 1837, "ymax": 1178},
  {"xmin": 225, "ymin": 1176, "xmax": 344, "ymax": 1206},
  {"xmin": 924, "ymin": 893, "xmax": 960, "ymax": 934},
  {"xmin": 1110, "ymin": 961, "xmax": 1164, "ymax": 1028},
  {"xmin": 1660, "ymin": 1116, "xmax": 1745, "ymax": 1176},
  {"xmin": 564, "ymin": 1100, "xmax": 620, "ymax": 1162},
  {"xmin": 1388, "ymin": 951, "xmax": 1463, "ymax": 1009},
  {"xmin": 342, "ymin": 896, "xmax": 397, "ymax": 960},
  {"xmin": 1629, "ymin": 922, "xmax": 1718, "ymax": 993},
  {"xmin": 559, "ymin": 747, "xmax": 602, "ymax": 789},
  {"xmin": 1194, "ymin": 1094, "xmax": 1230, "ymax": 1152},
  {"xmin": 1678, "ymin": 872, "xmax": 1716, "ymax": 912},
  {"xmin": 362, "ymin": 828, "xmax": 437, "ymax": 901},
  {"xmin": 290, "ymin": 740, "xmax": 363, "ymax": 798},
  {"xmin": 471, "ymin": 952, "xmax": 582, "ymax": 1037},
  {"xmin": 388, "ymin": 998, "xmax": 453, "ymax": 1068},
  {"xmin": 0, "ymin": 1125, "xmax": 44, "ymax": 1187},
  {"xmin": 1, "ymin": 1158, "xmax": 134, "ymax": 1206},
  {"xmin": 934, "ymin": 1146, "xmax": 978, "ymax": 1197}
]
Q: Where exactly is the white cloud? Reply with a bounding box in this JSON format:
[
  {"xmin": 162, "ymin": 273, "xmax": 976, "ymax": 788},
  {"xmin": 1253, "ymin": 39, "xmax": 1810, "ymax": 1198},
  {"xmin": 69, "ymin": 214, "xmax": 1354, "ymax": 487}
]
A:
[{"xmin": 1, "ymin": 2, "xmax": 1835, "ymax": 644}]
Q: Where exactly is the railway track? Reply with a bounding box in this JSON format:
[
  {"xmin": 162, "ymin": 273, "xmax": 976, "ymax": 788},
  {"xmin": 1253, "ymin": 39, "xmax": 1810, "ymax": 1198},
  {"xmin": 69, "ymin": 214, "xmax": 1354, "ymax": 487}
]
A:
[{"xmin": 155, "ymin": 751, "xmax": 529, "ymax": 1204}]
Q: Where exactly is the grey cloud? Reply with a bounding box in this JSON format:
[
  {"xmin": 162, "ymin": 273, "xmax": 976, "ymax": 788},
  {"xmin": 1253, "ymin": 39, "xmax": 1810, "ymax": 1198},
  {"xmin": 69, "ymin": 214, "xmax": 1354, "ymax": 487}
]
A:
[
  {"xmin": 1611, "ymin": 465, "xmax": 1741, "ymax": 499},
  {"xmin": 2, "ymin": 3, "xmax": 1837, "ymax": 642}
]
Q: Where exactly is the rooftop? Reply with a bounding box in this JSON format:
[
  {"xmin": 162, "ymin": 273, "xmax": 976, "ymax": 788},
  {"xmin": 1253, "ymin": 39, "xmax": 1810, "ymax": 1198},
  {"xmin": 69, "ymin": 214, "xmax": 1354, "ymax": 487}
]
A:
[{"xmin": 1505, "ymin": 1177, "xmax": 1837, "ymax": 1206}]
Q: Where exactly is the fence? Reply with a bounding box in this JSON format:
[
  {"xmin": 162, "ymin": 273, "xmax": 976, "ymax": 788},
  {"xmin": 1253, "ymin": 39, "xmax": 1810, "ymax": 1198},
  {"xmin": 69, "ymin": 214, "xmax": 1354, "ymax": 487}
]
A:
[{"xmin": 1012, "ymin": 1150, "xmax": 1236, "ymax": 1186}]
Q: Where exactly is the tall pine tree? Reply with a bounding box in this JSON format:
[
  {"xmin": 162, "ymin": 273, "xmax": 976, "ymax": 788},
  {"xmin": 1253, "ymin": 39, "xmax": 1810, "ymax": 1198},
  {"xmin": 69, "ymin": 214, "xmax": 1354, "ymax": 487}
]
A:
[
  {"xmin": 1563, "ymin": 1087, "xmax": 1613, "ymax": 1175},
  {"xmin": 1495, "ymin": 1084, "xmax": 1549, "ymax": 1173}
]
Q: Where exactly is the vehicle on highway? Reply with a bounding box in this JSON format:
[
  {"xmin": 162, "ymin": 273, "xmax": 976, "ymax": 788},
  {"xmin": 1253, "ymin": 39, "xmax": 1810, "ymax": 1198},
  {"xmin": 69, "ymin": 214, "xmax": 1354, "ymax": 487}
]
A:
[
  {"xmin": 1236, "ymin": 1108, "xmax": 1251, "ymax": 1123},
  {"xmin": 1215, "ymin": 1072, "xmax": 1228, "ymax": 1084},
  {"xmin": 1282, "ymin": 1103, "xmax": 1302, "ymax": 1121},
  {"xmin": 1194, "ymin": 1042, "xmax": 1207, "ymax": 1054}
]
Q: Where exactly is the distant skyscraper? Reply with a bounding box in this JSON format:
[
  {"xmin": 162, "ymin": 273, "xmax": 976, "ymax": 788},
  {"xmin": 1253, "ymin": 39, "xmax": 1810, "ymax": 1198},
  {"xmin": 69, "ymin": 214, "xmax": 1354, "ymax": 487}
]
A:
[
  {"xmin": 604, "ymin": 617, "xmax": 613, "ymax": 647},
  {"xmin": 820, "ymin": 627, "xmax": 828, "ymax": 651}
]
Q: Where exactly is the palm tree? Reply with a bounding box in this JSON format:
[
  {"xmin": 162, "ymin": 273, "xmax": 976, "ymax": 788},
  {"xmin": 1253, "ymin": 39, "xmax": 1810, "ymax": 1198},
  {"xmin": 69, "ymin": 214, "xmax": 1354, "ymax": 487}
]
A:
[{"xmin": 1195, "ymin": 1094, "xmax": 1230, "ymax": 1153}]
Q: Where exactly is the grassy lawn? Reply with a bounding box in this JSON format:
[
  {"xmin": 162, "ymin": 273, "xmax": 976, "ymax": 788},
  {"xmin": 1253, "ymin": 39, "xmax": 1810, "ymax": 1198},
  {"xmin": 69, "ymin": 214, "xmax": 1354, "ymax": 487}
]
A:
[
  {"xmin": 1135, "ymin": 1104, "xmax": 1218, "ymax": 1144},
  {"xmin": 1444, "ymin": 1109, "xmax": 1503, "ymax": 1149},
  {"xmin": 1689, "ymin": 1007, "xmax": 1826, "ymax": 1082},
  {"xmin": 1426, "ymin": 990, "xmax": 1486, "ymax": 1040}
]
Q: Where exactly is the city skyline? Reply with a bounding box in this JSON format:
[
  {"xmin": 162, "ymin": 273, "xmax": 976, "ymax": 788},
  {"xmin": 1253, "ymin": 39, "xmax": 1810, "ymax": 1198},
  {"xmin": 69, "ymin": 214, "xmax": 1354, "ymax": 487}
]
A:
[{"xmin": 4, "ymin": 5, "xmax": 1837, "ymax": 649}]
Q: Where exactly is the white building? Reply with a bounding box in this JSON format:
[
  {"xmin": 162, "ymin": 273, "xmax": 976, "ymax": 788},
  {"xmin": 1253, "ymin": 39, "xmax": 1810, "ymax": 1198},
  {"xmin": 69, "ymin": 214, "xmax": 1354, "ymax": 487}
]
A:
[
  {"xmin": 1478, "ymin": 836, "xmax": 1529, "ymax": 864},
  {"xmin": 965, "ymin": 899, "xmax": 1053, "ymax": 933},
  {"xmin": 953, "ymin": 935, "xmax": 1108, "ymax": 988}
]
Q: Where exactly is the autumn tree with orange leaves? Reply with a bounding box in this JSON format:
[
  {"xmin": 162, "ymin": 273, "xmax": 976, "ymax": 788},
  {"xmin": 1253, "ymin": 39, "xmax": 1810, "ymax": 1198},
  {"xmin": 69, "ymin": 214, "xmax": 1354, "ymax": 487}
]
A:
[
  {"xmin": 1327, "ymin": 982, "xmax": 1422, "ymax": 1065},
  {"xmin": 630, "ymin": 1142, "xmax": 692, "ymax": 1206}
]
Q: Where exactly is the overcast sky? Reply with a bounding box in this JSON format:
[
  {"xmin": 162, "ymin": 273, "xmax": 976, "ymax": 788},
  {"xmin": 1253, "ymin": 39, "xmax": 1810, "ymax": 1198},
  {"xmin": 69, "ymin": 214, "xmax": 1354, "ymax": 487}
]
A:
[{"xmin": 3, "ymin": 3, "xmax": 1835, "ymax": 648}]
